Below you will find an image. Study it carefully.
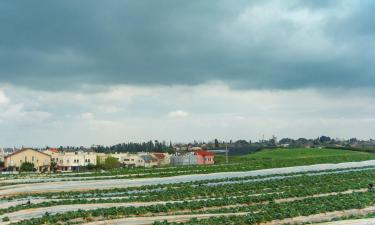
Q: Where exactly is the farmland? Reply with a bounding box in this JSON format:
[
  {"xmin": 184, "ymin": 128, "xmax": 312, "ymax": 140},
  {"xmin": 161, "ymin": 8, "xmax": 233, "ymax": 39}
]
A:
[
  {"xmin": 3, "ymin": 148, "xmax": 375, "ymax": 182},
  {"xmin": 2, "ymin": 148, "xmax": 375, "ymax": 224}
]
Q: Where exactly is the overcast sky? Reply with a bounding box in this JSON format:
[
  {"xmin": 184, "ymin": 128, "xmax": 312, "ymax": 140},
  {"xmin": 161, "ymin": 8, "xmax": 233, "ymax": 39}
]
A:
[{"xmin": 1, "ymin": 0, "xmax": 375, "ymax": 147}]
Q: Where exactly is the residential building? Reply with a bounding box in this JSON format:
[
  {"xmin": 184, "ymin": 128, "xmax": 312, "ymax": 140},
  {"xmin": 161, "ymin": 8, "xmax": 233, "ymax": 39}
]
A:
[
  {"xmin": 152, "ymin": 153, "xmax": 171, "ymax": 166},
  {"xmin": 44, "ymin": 150, "xmax": 97, "ymax": 171},
  {"xmin": 111, "ymin": 153, "xmax": 138, "ymax": 167},
  {"xmin": 171, "ymin": 151, "xmax": 215, "ymax": 166},
  {"xmin": 0, "ymin": 148, "xmax": 5, "ymax": 162},
  {"xmin": 4, "ymin": 148, "xmax": 51, "ymax": 172},
  {"xmin": 195, "ymin": 150, "xmax": 215, "ymax": 165},
  {"xmin": 139, "ymin": 154, "xmax": 158, "ymax": 167},
  {"xmin": 96, "ymin": 153, "xmax": 110, "ymax": 164},
  {"xmin": 111, "ymin": 152, "xmax": 159, "ymax": 168},
  {"xmin": 171, "ymin": 152, "xmax": 197, "ymax": 166},
  {"xmin": 43, "ymin": 148, "xmax": 59, "ymax": 159}
]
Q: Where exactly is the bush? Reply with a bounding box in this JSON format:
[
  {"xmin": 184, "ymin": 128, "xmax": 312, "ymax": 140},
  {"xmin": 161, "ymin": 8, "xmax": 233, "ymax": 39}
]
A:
[
  {"xmin": 20, "ymin": 162, "xmax": 35, "ymax": 172},
  {"xmin": 2, "ymin": 216, "xmax": 10, "ymax": 222},
  {"xmin": 84, "ymin": 164, "xmax": 97, "ymax": 171},
  {"xmin": 103, "ymin": 156, "xmax": 121, "ymax": 170}
]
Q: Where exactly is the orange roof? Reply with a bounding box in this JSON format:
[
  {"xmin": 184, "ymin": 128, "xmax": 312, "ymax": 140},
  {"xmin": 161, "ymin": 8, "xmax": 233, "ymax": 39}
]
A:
[
  {"xmin": 153, "ymin": 153, "xmax": 166, "ymax": 160},
  {"xmin": 47, "ymin": 148, "xmax": 59, "ymax": 153},
  {"xmin": 195, "ymin": 150, "xmax": 215, "ymax": 157}
]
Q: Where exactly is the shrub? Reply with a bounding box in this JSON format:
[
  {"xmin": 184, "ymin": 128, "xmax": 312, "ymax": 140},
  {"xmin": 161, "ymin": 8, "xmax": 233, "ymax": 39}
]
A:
[
  {"xmin": 103, "ymin": 156, "xmax": 121, "ymax": 170},
  {"xmin": 20, "ymin": 162, "xmax": 34, "ymax": 172}
]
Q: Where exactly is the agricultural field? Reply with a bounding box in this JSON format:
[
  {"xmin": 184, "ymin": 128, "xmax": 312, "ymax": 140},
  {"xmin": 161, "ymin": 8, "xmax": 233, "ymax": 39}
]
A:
[
  {"xmin": 2, "ymin": 148, "xmax": 375, "ymax": 224},
  {"xmin": 3, "ymin": 148, "xmax": 375, "ymax": 184}
]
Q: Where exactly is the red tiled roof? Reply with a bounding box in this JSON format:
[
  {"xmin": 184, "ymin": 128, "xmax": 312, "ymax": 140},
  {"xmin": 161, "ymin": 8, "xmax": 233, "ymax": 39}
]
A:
[
  {"xmin": 195, "ymin": 150, "xmax": 215, "ymax": 157},
  {"xmin": 47, "ymin": 148, "xmax": 59, "ymax": 153},
  {"xmin": 153, "ymin": 153, "xmax": 166, "ymax": 160}
]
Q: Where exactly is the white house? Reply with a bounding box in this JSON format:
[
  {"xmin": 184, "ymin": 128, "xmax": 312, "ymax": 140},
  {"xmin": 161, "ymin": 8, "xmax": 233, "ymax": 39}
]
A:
[
  {"xmin": 44, "ymin": 149, "xmax": 97, "ymax": 171},
  {"xmin": 111, "ymin": 152, "xmax": 159, "ymax": 168}
]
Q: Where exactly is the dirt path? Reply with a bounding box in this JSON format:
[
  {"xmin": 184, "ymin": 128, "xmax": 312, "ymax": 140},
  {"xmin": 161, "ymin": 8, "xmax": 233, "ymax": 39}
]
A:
[
  {"xmin": 316, "ymin": 218, "xmax": 375, "ymax": 225},
  {"xmin": 0, "ymin": 198, "xmax": 50, "ymax": 209},
  {"xmin": 266, "ymin": 206, "xmax": 375, "ymax": 225},
  {"xmin": 2, "ymin": 160, "xmax": 375, "ymax": 197},
  {"xmin": 0, "ymin": 170, "xmax": 207, "ymax": 185}
]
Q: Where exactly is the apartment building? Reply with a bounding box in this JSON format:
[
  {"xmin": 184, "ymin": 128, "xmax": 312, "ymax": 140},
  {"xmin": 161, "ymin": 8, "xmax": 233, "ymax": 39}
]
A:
[
  {"xmin": 4, "ymin": 148, "xmax": 51, "ymax": 172},
  {"xmin": 44, "ymin": 149, "xmax": 97, "ymax": 171}
]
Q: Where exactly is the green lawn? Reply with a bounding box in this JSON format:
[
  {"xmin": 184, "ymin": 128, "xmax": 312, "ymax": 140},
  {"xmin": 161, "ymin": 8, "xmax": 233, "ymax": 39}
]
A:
[{"xmin": 215, "ymin": 148, "xmax": 375, "ymax": 166}]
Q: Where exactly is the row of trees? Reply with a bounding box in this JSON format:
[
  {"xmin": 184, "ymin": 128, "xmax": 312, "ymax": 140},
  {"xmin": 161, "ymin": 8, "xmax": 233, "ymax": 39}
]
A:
[
  {"xmin": 278, "ymin": 136, "xmax": 367, "ymax": 147},
  {"xmin": 52, "ymin": 141, "xmax": 173, "ymax": 153},
  {"xmin": 40, "ymin": 136, "xmax": 375, "ymax": 155},
  {"xmin": 92, "ymin": 141, "xmax": 173, "ymax": 153}
]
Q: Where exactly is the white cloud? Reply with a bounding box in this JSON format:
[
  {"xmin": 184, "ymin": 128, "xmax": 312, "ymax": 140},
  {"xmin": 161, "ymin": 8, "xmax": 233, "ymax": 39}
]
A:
[
  {"xmin": 1, "ymin": 83, "xmax": 375, "ymax": 147},
  {"xmin": 168, "ymin": 110, "xmax": 190, "ymax": 118},
  {"xmin": 79, "ymin": 112, "xmax": 94, "ymax": 120},
  {"xmin": 0, "ymin": 90, "xmax": 9, "ymax": 105}
]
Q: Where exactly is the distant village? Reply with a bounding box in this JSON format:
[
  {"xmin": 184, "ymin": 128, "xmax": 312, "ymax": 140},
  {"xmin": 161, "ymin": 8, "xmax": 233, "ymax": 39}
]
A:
[
  {"xmin": 1, "ymin": 136, "xmax": 375, "ymax": 173},
  {"xmin": 0, "ymin": 147, "xmax": 215, "ymax": 173}
]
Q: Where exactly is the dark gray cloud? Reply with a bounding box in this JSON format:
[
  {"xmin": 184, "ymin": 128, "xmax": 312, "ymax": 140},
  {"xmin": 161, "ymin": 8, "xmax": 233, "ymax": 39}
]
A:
[{"xmin": 0, "ymin": 0, "xmax": 374, "ymax": 90}]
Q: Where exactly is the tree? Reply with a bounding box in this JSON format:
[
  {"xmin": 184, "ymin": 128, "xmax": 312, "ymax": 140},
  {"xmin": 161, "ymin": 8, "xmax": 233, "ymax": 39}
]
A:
[
  {"xmin": 50, "ymin": 161, "xmax": 57, "ymax": 172},
  {"xmin": 103, "ymin": 156, "xmax": 121, "ymax": 170},
  {"xmin": 319, "ymin": 136, "xmax": 332, "ymax": 143},
  {"xmin": 20, "ymin": 162, "xmax": 34, "ymax": 172},
  {"xmin": 214, "ymin": 139, "xmax": 220, "ymax": 148}
]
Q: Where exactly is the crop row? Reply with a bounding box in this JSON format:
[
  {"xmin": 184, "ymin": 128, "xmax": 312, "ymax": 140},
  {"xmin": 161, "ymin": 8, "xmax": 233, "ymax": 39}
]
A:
[
  {"xmin": 3, "ymin": 168, "xmax": 375, "ymax": 215},
  {"xmin": 2, "ymin": 164, "xmax": 374, "ymax": 199},
  {"xmin": 156, "ymin": 191, "xmax": 375, "ymax": 225},
  {"xmin": 3, "ymin": 165, "xmax": 375, "ymax": 202},
  {"xmin": 10, "ymin": 189, "xmax": 375, "ymax": 225}
]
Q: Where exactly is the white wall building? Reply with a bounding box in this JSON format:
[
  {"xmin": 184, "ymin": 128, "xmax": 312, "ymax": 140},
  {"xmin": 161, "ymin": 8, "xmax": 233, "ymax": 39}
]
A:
[
  {"xmin": 44, "ymin": 149, "xmax": 97, "ymax": 171},
  {"xmin": 111, "ymin": 152, "xmax": 159, "ymax": 168}
]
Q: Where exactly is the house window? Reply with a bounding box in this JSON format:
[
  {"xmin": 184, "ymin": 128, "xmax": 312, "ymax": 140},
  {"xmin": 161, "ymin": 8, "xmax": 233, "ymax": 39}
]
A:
[{"xmin": 32, "ymin": 156, "xmax": 35, "ymax": 161}]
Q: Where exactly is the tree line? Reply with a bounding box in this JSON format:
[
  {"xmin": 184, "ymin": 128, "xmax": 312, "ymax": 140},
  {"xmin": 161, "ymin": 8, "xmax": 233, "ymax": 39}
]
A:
[{"xmin": 91, "ymin": 140, "xmax": 173, "ymax": 153}]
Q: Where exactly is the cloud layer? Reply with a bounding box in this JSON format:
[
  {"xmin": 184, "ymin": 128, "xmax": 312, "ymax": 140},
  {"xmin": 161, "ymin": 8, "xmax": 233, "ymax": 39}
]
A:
[
  {"xmin": 1, "ymin": 1, "xmax": 375, "ymax": 146},
  {"xmin": 1, "ymin": 83, "xmax": 375, "ymax": 147},
  {"xmin": 0, "ymin": 0, "xmax": 374, "ymax": 89}
]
